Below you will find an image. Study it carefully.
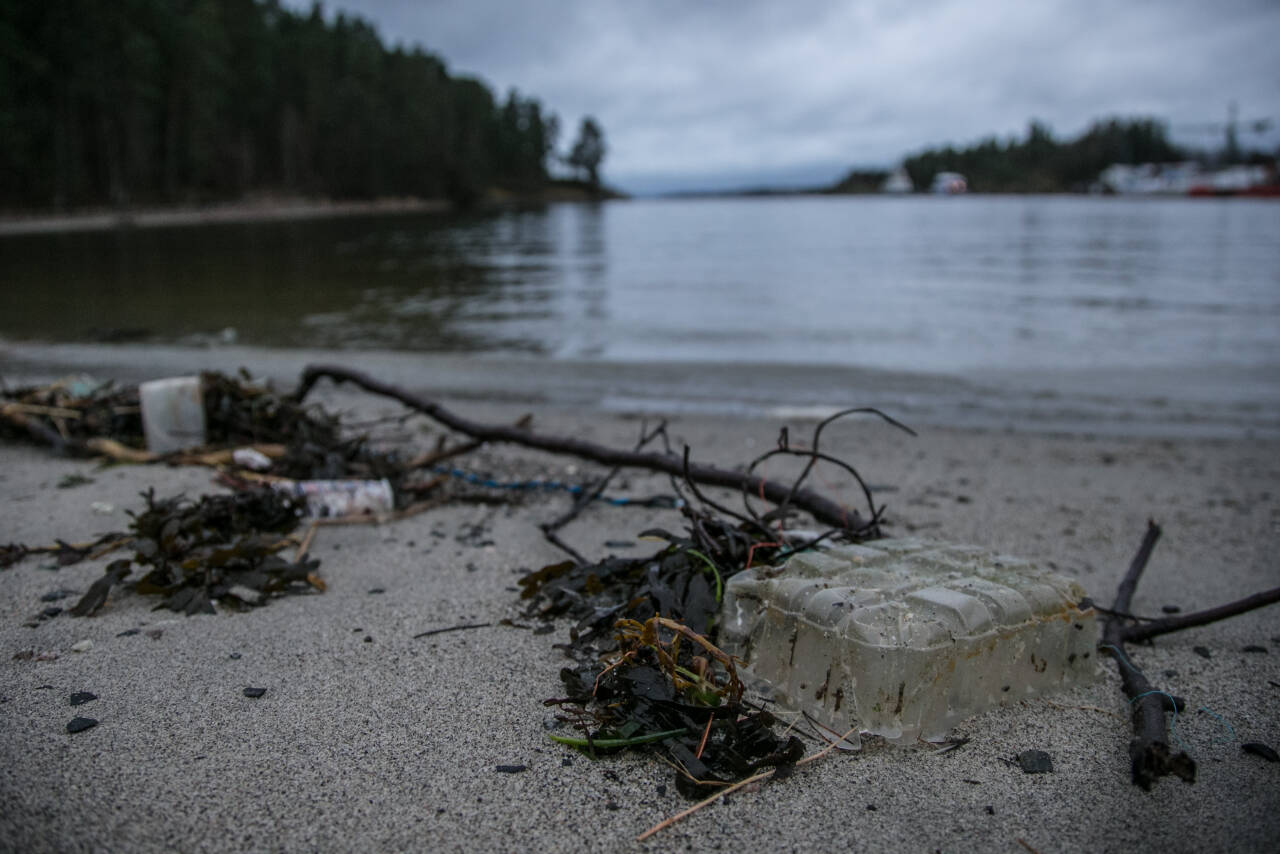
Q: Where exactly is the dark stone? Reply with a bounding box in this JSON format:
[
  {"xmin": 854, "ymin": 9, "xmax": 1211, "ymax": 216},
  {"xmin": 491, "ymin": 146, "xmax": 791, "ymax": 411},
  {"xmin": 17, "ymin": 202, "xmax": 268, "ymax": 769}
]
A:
[
  {"xmin": 985, "ymin": 805, "xmax": 995, "ymax": 815},
  {"xmin": 146, "ymin": 629, "xmax": 163, "ymax": 640},
  {"xmin": 116, "ymin": 628, "xmax": 140, "ymax": 637},
  {"xmin": 866, "ymin": 804, "xmax": 878, "ymax": 811},
  {"xmin": 495, "ymin": 764, "xmax": 527, "ymax": 774},
  {"xmin": 1161, "ymin": 605, "xmax": 1181, "ymax": 614},
  {"xmin": 40, "ymin": 590, "xmax": 71, "ymax": 602},
  {"xmin": 1016, "ymin": 749, "xmax": 1054, "ymax": 773},
  {"xmin": 1193, "ymin": 646, "xmax": 1212, "ymax": 659},
  {"xmin": 605, "ymin": 801, "xmax": 620, "ymax": 811},
  {"xmin": 1163, "ymin": 669, "xmax": 1178, "ymax": 678},
  {"xmin": 561, "ymin": 757, "xmax": 573, "ymax": 767},
  {"xmin": 533, "ymin": 624, "xmax": 556, "ymax": 636},
  {"xmin": 40, "ymin": 607, "xmax": 62, "ymax": 619},
  {"xmin": 367, "ymin": 588, "xmax": 385, "ymax": 595},
  {"xmin": 656, "ymin": 784, "xmax": 667, "ymax": 796},
  {"xmin": 228, "ymin": 652, "xmax": 241, "ymax": 660},
  {"xmin": 67, "ymin": 716, "xmax": 98, "ymax": 734},
  {"xmin": 1241, "ymin": 645, "xmax": 1267, "ymax": 654},
  {"xmin": 69, "ymin": 692, "xmax": 97, "ymax": 706},
  {"xmin": 1242, "ymin": 742, "xmax": 1279, "ymax": 762},
  {"xmin": 243, "ymin": 687, "xmax": 267, "ymax": 698},
  {"xmin": 363, "ymin": 636, "xmax": 373, "ymax": 643}
]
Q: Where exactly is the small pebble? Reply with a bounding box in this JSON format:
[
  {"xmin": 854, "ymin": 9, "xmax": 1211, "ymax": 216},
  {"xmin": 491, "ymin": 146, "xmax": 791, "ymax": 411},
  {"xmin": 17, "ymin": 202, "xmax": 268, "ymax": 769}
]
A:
[
  {"xmin": 40, "ymin": 591, "xmax": 70, "ymax": 602},
  {"xmin": 229, "ymin": 652, "xmax": 241, "ymax": 660},
  {"xmin": 495, "ymin": 764, "xmax": 527, "ymax": 774},
  {"xmin": 363, "ymin": 636, "xmax": 373, "ymax": 643},
  {"xmin": 146, "ymin": 629, "xmax": 163, "ymax": 640},
  {"xmin": 1016, "ymin": 749, "xmax": 1054, "ymax": 773},
  {"xmin": 866, "ymin": 804, "xmax": 878, "ymax": 811},
  {"xmin": 70, "ymin": 640, "xmax": 93, "ymax": 653},
  {"xmin": 116, "ymin": 628, "xmax": 140, "ymax": 637},
  {"xmin": 66, "ymin": 717, "xmax": 98, "ymax": 734},
  {"xmin": 40, "ymin": 607, "xmax": 62, "ymax": 619},
  {"xmin": 243, "ymin": 687, "xmax": 267, "ymax": 698},
  {"xmin": 1241, "ymin": 645, "xmax": 1267, "ymax": 654},
  {"xmin": 69, "ymin": 692, "xmax": 97, "ymax": 706},
  {"xmin": 367, "ymin": 588, "xmax": 385, "ymax": 595},
  {"xmin": 985, "ymin": 805, "xmax": 995, "ymax": 815},
  {"xmin": 1193, "ymin": 646, "xmax": 1212, "ymax": 659}
]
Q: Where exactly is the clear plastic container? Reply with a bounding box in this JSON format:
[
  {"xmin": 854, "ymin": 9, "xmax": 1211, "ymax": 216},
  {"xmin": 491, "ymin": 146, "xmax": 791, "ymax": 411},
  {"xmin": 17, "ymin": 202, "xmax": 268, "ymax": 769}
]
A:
[{"xmin": 718, "ymin": 538, "xmax": 1098, "ymax": 747}]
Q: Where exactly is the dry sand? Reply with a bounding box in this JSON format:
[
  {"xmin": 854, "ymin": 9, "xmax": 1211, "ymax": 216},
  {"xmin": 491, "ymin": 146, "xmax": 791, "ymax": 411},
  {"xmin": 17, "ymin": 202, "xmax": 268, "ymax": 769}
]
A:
[{"xmin": 1, "ymin": 361, "xmax": 1278, "ymax": 853}]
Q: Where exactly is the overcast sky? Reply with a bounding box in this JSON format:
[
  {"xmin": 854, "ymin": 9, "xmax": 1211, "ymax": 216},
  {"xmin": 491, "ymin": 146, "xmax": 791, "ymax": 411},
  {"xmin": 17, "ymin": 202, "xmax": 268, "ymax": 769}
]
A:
[{"xmin": 292, "ymin": 0, "xmax": 1280, "ymax": 194}]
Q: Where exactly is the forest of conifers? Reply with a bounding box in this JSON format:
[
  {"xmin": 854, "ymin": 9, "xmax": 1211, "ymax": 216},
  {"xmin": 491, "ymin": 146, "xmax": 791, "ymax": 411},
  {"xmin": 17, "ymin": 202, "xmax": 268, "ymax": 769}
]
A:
[{"xmin": 0, "ymin": 1, "xmax": 564, "ymax": 210}]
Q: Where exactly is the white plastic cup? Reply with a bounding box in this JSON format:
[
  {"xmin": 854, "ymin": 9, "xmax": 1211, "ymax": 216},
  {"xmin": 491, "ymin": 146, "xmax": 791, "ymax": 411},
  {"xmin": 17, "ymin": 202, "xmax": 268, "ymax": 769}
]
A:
[{"xmin": 139, "ymin": 376, "xmax": 207, "ymax": 454}]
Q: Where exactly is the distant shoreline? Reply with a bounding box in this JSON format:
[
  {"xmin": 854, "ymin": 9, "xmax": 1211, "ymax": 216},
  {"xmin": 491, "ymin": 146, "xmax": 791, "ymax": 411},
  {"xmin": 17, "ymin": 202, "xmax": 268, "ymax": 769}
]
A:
[
  {"xmin": 0, "ymin": 197, "xmax": 456, "ymax": 237},
  {"xmin": 0, "ymin": 184, "xmax": 632, "ymax": 237}
]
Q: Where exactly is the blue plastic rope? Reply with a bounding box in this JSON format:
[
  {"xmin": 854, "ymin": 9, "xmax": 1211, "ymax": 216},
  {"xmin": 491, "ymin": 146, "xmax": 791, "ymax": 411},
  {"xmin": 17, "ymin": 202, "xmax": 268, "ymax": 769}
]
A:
[{"xmin": 431, "ymin": 466, "xmax": 683, "ymax": 508}]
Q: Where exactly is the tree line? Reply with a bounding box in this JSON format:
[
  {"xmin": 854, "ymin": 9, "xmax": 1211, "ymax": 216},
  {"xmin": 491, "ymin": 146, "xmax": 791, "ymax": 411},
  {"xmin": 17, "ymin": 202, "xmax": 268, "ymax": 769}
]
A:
[
  {"xmin": 0, "ymin": 0, "xmax": 605, "ymax": 210},
  {"xmin": 831, "ymin": 117, "xmax": 1200, "ymax": 194}
]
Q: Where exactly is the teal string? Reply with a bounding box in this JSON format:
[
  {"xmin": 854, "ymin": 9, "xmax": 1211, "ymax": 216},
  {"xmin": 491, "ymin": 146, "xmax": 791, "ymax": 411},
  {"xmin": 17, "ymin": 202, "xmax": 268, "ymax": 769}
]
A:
[
  {"xmin": 1197, "ymin": 707, "xmax": 1237, "ymax": 744},
  {"xmin": 1130, "ymin": 689, "xmax": 1187, "ymax": 750}
]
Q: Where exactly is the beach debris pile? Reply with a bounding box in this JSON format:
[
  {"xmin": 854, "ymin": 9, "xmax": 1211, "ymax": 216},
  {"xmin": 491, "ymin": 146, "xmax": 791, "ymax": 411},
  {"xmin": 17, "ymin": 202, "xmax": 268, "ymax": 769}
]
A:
[
  {"xmin": 548, "ymin": 615, "xmax": 804, "ymax": 799},
  {"xmin": 0, "ymin": 371, "xmax": 410, "ymax": 489},
  {"xmin": 69, "ymin": 486, "xmax": 320, "ymax": 617},
  {"xmin": 522, "ymin": 502, "xmax": 833, "ymax": 797}
]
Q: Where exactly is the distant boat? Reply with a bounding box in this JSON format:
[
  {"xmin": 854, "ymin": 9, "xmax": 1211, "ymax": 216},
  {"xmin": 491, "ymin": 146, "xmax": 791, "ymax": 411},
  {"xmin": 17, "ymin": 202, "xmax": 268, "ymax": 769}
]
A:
[{"xmin": 930, "ymin": 172, "xmax": 967, "ymax": 194}]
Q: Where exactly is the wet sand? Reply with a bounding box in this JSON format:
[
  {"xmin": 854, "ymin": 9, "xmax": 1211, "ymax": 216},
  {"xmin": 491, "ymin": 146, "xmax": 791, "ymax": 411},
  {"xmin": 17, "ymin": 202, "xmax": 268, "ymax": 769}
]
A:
[{"xmin": 1, "ymin": 355, "xmax": 1278, "ymax": 852}]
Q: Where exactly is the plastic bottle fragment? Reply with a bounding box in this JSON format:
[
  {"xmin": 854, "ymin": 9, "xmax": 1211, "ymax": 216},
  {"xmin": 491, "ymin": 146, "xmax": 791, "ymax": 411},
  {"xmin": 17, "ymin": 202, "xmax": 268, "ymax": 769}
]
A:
[{"xmin": 271, "ymin": 479, "xmax": 395, "ymax": 518}]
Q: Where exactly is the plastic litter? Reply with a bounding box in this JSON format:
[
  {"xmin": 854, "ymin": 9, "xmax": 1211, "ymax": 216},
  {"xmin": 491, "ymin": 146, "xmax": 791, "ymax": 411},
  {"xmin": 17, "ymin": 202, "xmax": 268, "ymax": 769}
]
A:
[
  {"xmin": 719, "ymin": 538, "xmax": 1098, "ymax": 747},
  {"xmin": 271, "ymin": 478, "xmax": 394, "ymax": 518},
  {"xmin": 139, "ymin": 376, "xmax": 207, "ymax": 453}
]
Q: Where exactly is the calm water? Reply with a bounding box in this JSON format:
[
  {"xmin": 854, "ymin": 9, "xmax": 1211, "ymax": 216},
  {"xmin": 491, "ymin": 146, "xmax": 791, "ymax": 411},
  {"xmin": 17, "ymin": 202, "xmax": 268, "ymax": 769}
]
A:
[{"xmin": 3, "ymin": 196, "xmax": 1279, "ymax": 435}]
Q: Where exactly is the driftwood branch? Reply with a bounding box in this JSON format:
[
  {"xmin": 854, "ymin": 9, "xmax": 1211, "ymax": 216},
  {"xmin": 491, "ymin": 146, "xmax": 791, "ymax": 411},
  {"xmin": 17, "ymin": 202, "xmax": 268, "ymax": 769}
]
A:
[
  {"xmin": 1102, "ymin": 520, "xmax": 1280, "ymax": 789},
  {"xmin": 293, "ymin": 364, "xmax": 875, "ymax": 533},
  {"xmin": 1122, "ymin": 586, "xmax": 1280, "ymax": 644}
]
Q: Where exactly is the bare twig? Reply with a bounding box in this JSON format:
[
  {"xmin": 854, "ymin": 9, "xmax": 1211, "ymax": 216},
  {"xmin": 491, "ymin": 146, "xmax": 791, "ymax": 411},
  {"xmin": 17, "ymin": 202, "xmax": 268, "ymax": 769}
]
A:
[
  {"xmin": 1122, "ymin": 586, "xmax": 1280, "ymax": 644},
  {"xmin": 1100, "ymin": 521, "xmax": 1196, "ymax": 789},
  {"xmin": 295, "ymin": 364, "xmax": 872, "ymax": 531}
]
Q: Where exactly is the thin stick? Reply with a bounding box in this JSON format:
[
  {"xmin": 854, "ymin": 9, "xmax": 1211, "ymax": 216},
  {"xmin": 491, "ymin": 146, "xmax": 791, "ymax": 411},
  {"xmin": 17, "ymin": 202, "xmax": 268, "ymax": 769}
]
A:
[
  {"xmin": 635, "ymin": 725, "xmax": 857, "ymax": 842},
  {"xmin": 695, "ymin": 714, "xmax": 714, "ymax": 760},
  {"xmin": 1122, "ymin": 586, "xmax": 1280, "ymax": 644},
  {"xmin": 412, "ymin": 622, "xmax": 492, "ymax": 639},
  {"xmin": 293, "ymin": 522, "xmax": 319, "ymax": 562},
  {"xmin": 294, "ymin": 364, "xmax": 870, "ymax": 531}
]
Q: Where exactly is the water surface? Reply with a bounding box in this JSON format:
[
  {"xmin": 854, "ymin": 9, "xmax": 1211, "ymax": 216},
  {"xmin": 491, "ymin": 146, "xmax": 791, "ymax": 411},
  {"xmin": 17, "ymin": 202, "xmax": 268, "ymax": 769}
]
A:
[{"xmin": 3, "ymin": 196, "xmax": 1278, "ymax": 436}]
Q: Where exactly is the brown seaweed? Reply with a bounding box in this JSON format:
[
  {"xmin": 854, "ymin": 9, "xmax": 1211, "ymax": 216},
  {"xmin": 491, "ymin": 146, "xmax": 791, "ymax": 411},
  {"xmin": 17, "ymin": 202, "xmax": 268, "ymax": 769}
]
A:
[{"xmin": 69, "ymin": 487, "xmax": 320, "ymax": 617}]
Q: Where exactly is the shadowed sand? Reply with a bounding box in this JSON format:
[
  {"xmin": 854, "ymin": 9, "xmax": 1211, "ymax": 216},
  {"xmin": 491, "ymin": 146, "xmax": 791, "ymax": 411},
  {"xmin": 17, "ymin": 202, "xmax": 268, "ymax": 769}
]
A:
[{"xmin": 1, "ymin": 353, "xmax": 1278, "ymax": 852}]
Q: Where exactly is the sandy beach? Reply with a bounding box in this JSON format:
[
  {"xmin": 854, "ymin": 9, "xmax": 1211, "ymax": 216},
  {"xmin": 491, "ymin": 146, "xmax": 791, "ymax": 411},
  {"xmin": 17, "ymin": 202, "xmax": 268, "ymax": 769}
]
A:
[{"xmin": 1, "ymin": 351, "xmax": 1278, "ymax": 852}]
